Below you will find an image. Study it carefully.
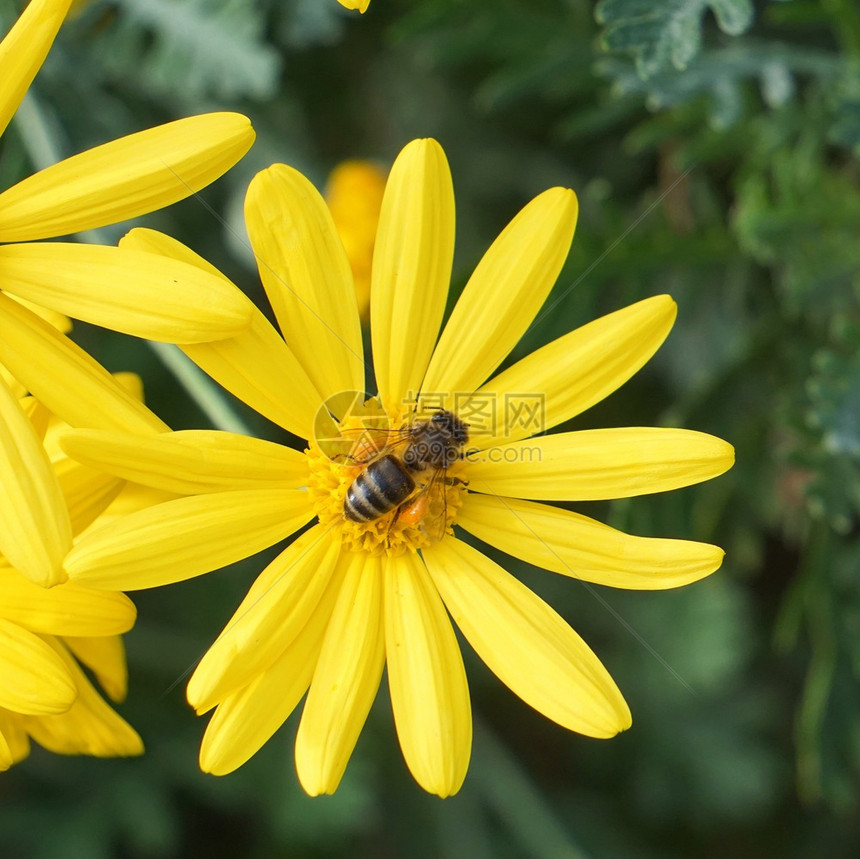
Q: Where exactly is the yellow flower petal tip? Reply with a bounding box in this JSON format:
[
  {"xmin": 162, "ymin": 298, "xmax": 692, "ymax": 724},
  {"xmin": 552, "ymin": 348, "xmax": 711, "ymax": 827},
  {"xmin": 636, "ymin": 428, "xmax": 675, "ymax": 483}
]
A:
[
  {"xmin": 371, "ymin": 137, "xmax": 455, "ymax": 411},
  {"xmin": 338, "ymin": 0, "xmax": 370, "ymax": 11},
  {"xmin": 0, "ymin": 112, "xmax": 255, "ymax": 243},
  {"xmin": 0, "ymin": 0, "xmax": 74, "ymax": 140}
]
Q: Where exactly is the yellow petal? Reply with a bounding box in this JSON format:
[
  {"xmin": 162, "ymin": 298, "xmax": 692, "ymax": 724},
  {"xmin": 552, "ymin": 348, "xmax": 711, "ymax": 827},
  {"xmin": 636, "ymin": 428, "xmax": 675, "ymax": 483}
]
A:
[
  {"xmin": 457, "ymin": 494, "xmax": 726, "ymax": 589},
  {"xmin": 8, "ymin": 290, "xmax": 72, "ymax": 334},
  {"xmin": 120, "ymin": 229, "xmax": 322, "ymax": 437},
  {"xmin": 88, "ymin": 483, "xmax": 178, "ymax": 527},
  {"xmin": 0, "ymin": 564, "xmax": 135, "ymax": 636},
  {"xmin": 198, "ymin": 561, "xmax": 343, "ymax": 776},
  {"xmin": 0, "ymin": 619, "xmax": 76, "ymax": 715},
  {"xmin": 0, "ymin": 244, "xmax": 252, "ymax": 342},
  {"xmin": 110, "ymin": 371, "xmax": 145, "ymax": 401},
  {"xmin": 182, "ymin": 315, "xmax": 323, "ymax": 438},
  {"xmin": 18, "ymin": 395, "xmax": 51, "ymax": 447},
  {"xmin": 422, "ymin": 188, "xmax": 577, "ymax": 397},
  {"xmin": 0, "ymin": 376, "xmax": 72, "ymax": 587},
  {"xmin": 0, "ymin": 709, "xmax": 30, "ymax": 768},
  {"xmin": 468, "ymin": 428, "xmax": 735, "ymax": 501},
  {"xmin": 119, "ymin": 227, "xmax": 225, "ymax": 275},
  {"xmin": 245, "ymin": 163, "xmax": 364, "ymax": 400},
  {"xmin": 0, "ymin": 291, "xmax": 167, "ymax": 434},
  {"xmin": 465, "ymin": 295, "xmax": 677, "ymax": 448},
  {"xmin": 295, "ymin": 553, "xmax": 385, "ymax": 795},
  {"xmin": 371, "ymin": 139, "xmax": 455, "ymax": 413},
  {"xmin": 0, "ymin": 0, "xmax": 71, "ymax": 138},
  {"xmin": 65, "ymin": 489, "xmax": 313, "ymax": 590},
  {"xmin": 0, "ymin": 729, "xmax": 12, "ymax": 770},
  {"xmin": 35, "ymin": 309, "xmax": 72, "ymax": 334},
  {"xmin": 188, "ymin": 526, "xmax": 342, "ymax": 713},
  {"xmin": 424, "ymin": 538, "xmax": 631, "ymax": 737},
  {"xmin": 63, "ymin": 635, "xmax": 127, "ymax": 702},
  {"xmin": 0, "ymin": 113, "xmax": 254, "ymax": 242},
  {"xmin": 22, "ymin": 638, "xmax": 142, "ymax": 757},
  {"xmin": 59, "ymin": 428, "xmax": 307, "ymax": 495},
  {"xmin": 52, "ymin": 456, "xmax": 123, "ymax": 537},
  {"xmin": 1, "ymin": 365, "xmax": 27, "ymax": 399},
  {"xmin": 21, "ymin": 394, "xmax": 50, "ymax": 439},
  {"xmin": 338, "ymin": 0, "xmax": 369, "ymax": 11},
  {"xmin": 384, "ymin": 551, "xmax": 471, "ymax": 797}
]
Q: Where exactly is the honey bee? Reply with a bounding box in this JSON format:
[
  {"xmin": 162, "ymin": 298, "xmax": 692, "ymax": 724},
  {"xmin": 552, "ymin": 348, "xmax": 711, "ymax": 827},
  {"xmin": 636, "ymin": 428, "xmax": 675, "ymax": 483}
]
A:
[{"xmin": 342, "ymin": 410, "xmax": 469, "ymax": 537}]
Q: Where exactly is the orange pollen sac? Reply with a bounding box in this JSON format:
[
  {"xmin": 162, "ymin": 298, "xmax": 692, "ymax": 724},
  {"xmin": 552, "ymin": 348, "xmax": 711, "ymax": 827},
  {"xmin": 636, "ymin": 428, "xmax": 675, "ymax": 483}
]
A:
[
  {"xmin": 304, "ymin": 409, "xmax": 469, "ymax": 558},
  {"xmin": 397, "ymin": 493, "xmax": 431, "ymax": 528}
]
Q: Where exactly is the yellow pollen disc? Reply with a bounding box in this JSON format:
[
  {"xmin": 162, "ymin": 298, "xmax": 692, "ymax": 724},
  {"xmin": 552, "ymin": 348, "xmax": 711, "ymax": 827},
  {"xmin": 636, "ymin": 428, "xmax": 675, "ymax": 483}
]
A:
[{"xmin": 305, "ymin": 411, "xmax": 468, "ymax": 557}]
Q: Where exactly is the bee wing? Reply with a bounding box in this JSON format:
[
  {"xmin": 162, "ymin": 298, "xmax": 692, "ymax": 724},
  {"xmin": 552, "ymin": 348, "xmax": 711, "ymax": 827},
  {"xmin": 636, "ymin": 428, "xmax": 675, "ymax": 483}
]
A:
[
  {"xmin": 331, "ymin": 425, "xmax": 413, "ymax": 464},
  {"xmin": 420, "ymin": 505, "xmax": 450, "ymax": 543},
  {"xmin": 415, "ymin": 469, "xmax": 452, "ymax": 543}
]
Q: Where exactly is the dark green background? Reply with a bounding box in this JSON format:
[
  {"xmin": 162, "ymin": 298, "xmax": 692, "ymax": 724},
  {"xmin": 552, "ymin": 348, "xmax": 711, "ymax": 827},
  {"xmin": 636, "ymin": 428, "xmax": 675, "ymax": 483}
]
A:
[{"xmin": 2, "ymin": 0, "xmax": 859, "ymax": 856}]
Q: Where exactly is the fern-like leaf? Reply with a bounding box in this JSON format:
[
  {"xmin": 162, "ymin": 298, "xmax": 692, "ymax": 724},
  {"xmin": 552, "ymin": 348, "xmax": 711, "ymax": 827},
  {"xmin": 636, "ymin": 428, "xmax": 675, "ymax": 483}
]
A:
[
  {"xmin": 596, "ymin": 0, "xmax": 754, "ymax": 77},
  {"xmin": 104, "ymin": 0, "xmax": 281, "ymax": 102}
]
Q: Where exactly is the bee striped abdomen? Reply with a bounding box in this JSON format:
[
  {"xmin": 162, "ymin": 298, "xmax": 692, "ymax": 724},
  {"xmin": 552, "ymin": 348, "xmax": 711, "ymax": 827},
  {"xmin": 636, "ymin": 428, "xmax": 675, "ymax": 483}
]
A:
[{"xmin": 344, "ymin": 454, "xmax": 415, "ymax": 522}]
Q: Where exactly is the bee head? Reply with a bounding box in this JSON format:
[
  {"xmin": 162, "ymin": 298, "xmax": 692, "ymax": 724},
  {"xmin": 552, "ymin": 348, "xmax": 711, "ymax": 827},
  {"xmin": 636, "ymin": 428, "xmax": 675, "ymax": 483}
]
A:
[{"xmin": 430, "ymin": 410, "xmax": 469, "ymax": 446}]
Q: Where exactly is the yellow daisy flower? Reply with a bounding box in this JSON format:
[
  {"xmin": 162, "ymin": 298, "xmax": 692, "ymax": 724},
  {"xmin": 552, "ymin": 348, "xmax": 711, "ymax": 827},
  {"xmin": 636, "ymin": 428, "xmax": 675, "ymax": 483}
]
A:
[
  {"xmin": 0, "ymin": 379, "xmax": 155, "ymax": 768},
  {"xmin": 21, "ymin": 139, "xmax": 732, "ymax": 797},
  {"xmin": 325, "ymin": 159, "xmax": 388, "ymax": 322},
  {"xmin": 0, "ymin": 0, "xmax": 256, "ymax": 349}
]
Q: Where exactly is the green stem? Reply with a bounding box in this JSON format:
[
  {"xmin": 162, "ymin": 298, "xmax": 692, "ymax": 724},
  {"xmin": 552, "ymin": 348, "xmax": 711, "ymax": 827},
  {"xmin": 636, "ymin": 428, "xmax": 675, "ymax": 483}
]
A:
[
  {"xmin": 779, "ymin": 519, "xmax": 836, "ymax": 804},
  {"xmin": 9, "ymin": 91, "xmax": 59, "ymax": 169},
  {"xmin": 148, "ymin": 342, "xmax": 253, "ymax": 435}
]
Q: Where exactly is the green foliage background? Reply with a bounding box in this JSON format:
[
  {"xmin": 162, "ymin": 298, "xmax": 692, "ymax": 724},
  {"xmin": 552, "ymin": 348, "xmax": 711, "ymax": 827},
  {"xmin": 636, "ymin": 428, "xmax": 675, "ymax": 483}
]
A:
[{"xmin": 2, "ymin": 0, "xmax": 860, "ymax": 855}]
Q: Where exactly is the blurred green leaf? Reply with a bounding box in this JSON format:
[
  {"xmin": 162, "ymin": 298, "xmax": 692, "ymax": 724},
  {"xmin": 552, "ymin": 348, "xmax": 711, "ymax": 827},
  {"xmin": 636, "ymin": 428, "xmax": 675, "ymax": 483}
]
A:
[
  {"xmin": 93, "ymin": 0, "xmax": 282, "ymax": 103},
  {"xmin": 595, "ymin": 0, "xmax": 754, "ymax": 77}
]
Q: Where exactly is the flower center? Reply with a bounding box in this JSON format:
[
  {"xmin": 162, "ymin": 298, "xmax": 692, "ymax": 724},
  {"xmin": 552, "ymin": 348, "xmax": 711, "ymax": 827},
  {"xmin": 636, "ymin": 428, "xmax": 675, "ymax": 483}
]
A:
[{"xmin": 306, "ymin": 405, "xmax": 469, "ymax": 557}]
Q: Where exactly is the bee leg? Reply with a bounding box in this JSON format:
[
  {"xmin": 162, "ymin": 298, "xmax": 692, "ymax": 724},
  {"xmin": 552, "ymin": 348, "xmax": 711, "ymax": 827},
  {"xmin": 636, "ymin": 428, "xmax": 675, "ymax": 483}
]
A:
[
  {"xmin": 385, "ymin": 504, "xmax": 405, "ymax": 548},
  {"xmin": 335, "ymin": 449, "xmax": 379, "ymax": 466},
  {"xmin": 437, "ymin": 476, "xmax": 466, "ymax": 539}
]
